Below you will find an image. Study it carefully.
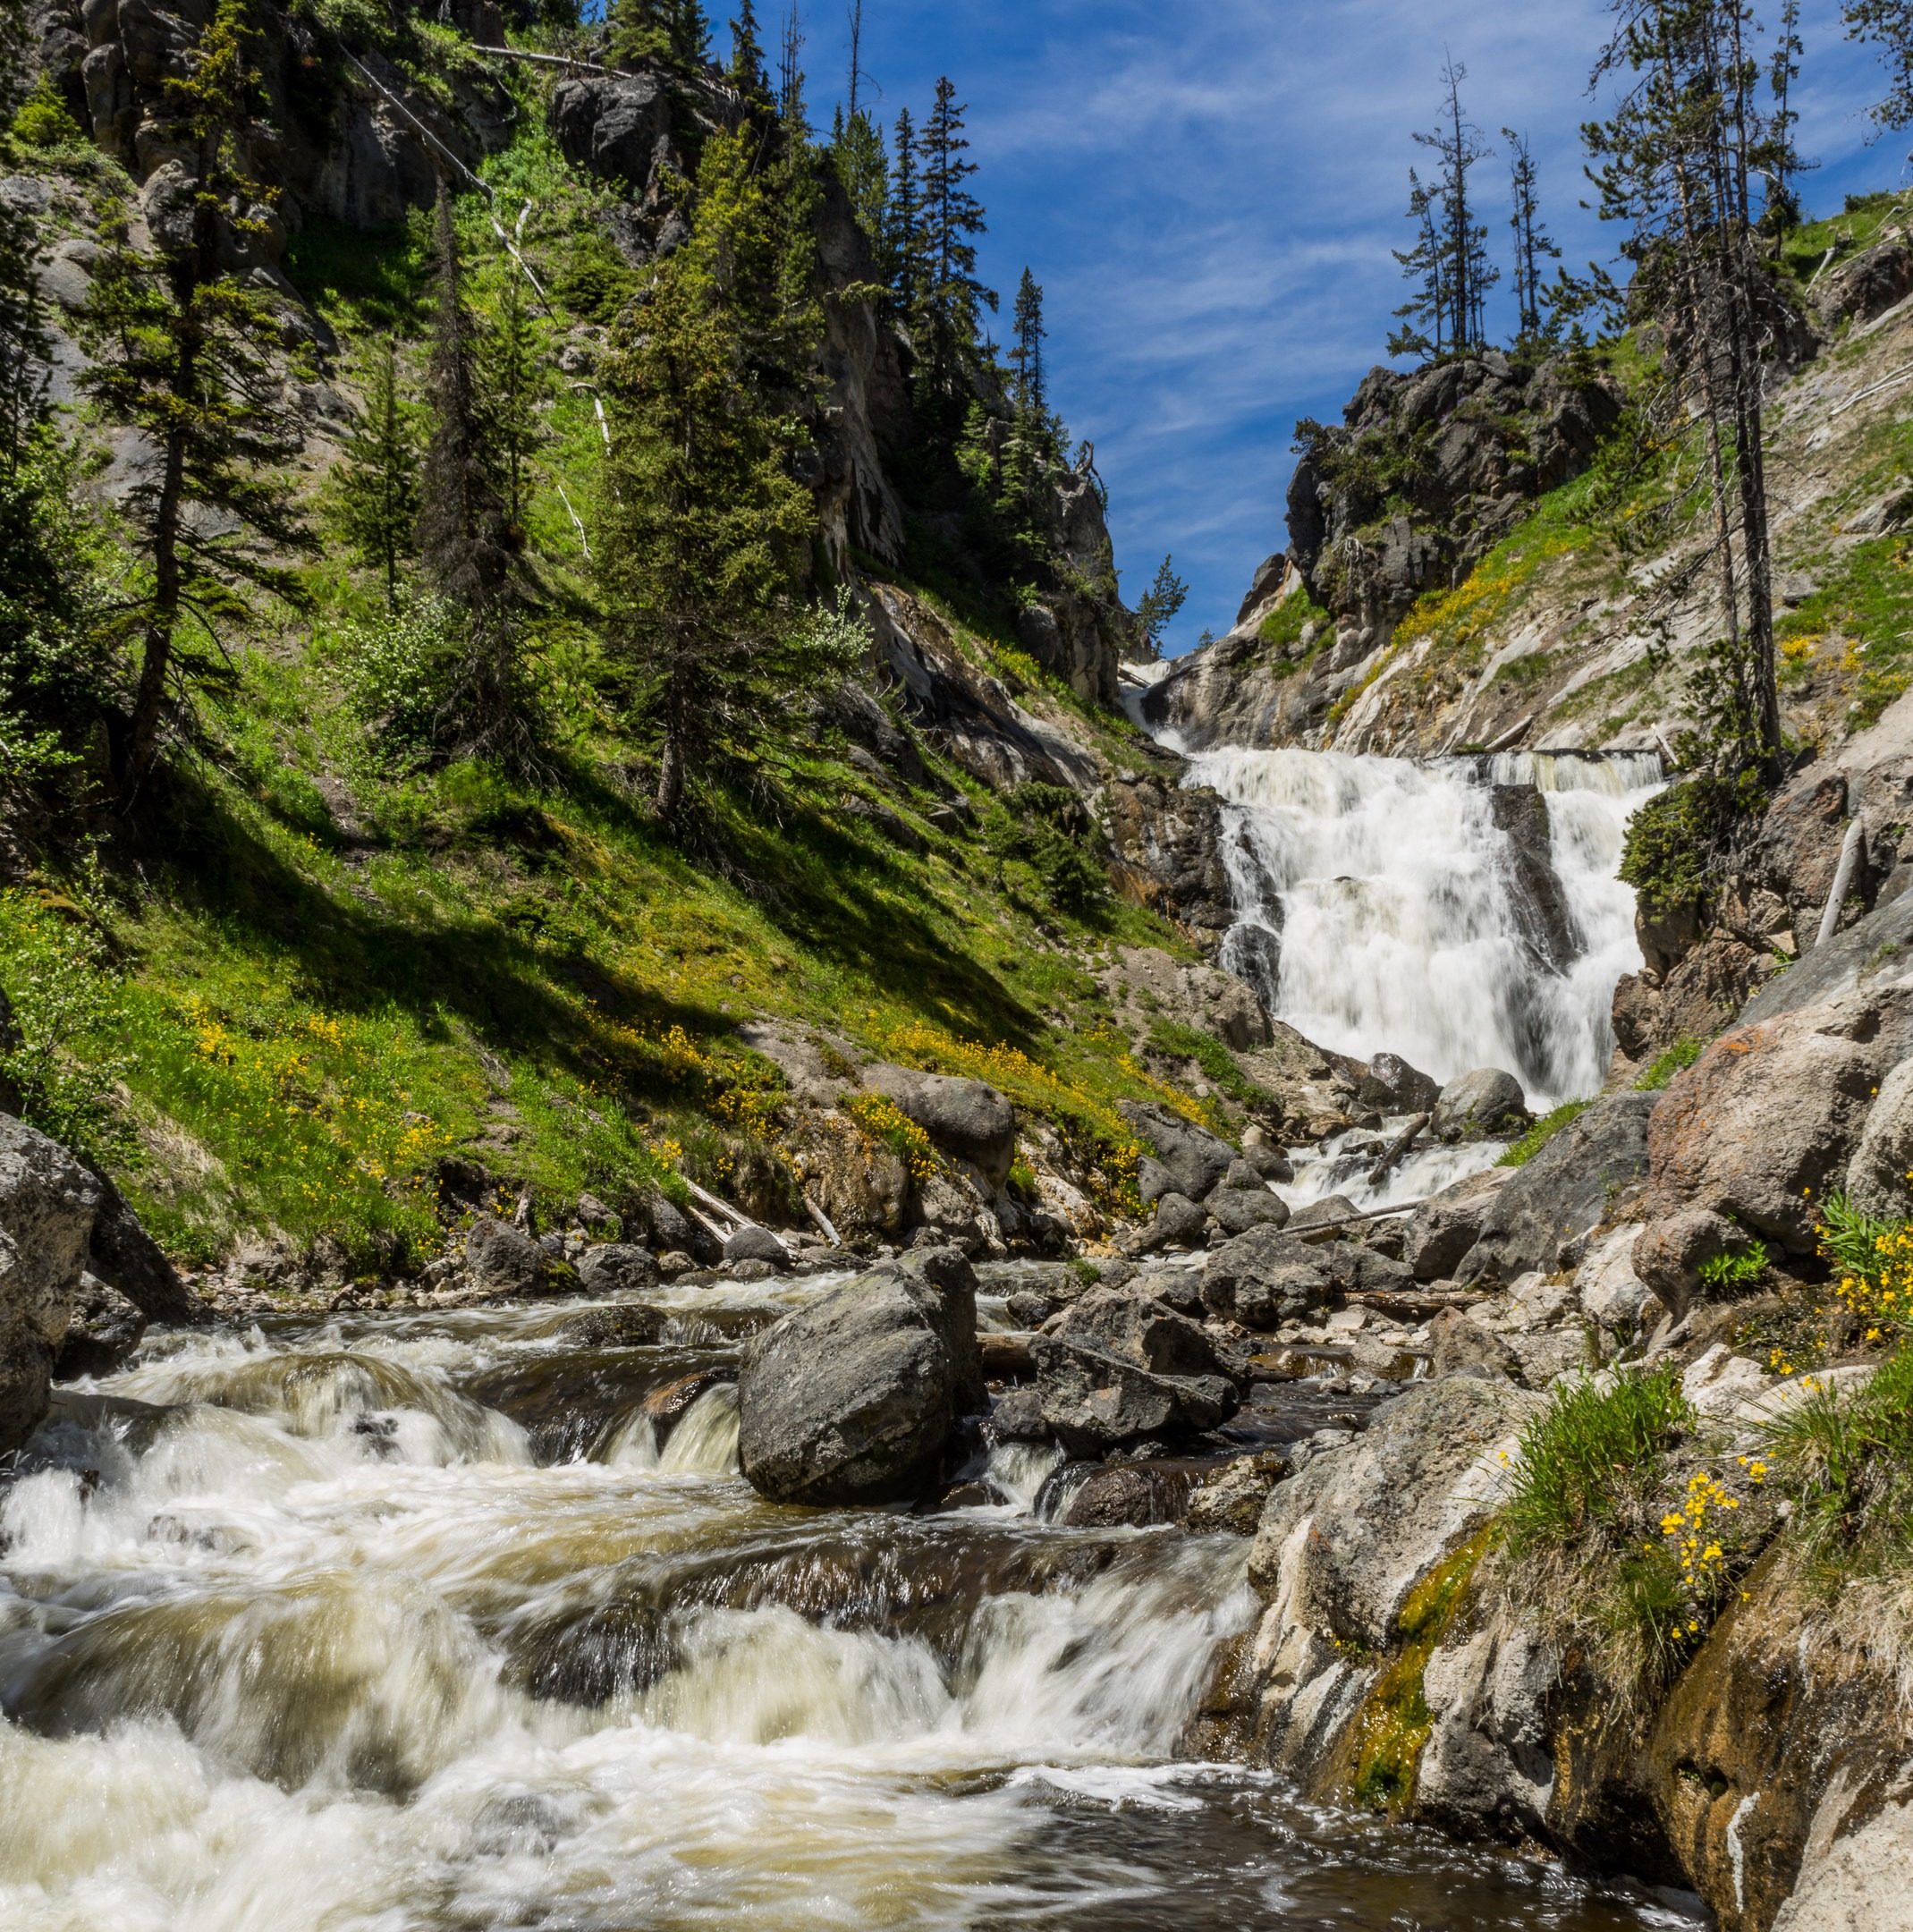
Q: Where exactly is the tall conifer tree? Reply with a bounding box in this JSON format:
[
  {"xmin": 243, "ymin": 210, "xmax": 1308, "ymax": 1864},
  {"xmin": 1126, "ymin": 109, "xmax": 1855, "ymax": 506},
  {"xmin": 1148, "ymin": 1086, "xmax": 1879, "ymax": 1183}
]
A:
[
  {"xmin": 918, "ymin": 77, "xmax": 995, "ymax": 391},
  {"xmin": 1503, "ymin": 129, "xmax": 1560, "ymax": 343},
  {"xmin": 78, "ymin": 0, "xmax": 312, "ymax": 801},
  {"xmin": 888, "ymin": 107, "xmax": 926, "ymax": 311},
  {"xmin": 729, "ymin": 0, "xmax": 768, "ymax": 100},
  {"xmin": 1010, "ymin": 267, "xmax": 1045, "ymax": 413},
  {"xmin": 336, "ymin": 337, "xmax": 420, "ymax": 607}
]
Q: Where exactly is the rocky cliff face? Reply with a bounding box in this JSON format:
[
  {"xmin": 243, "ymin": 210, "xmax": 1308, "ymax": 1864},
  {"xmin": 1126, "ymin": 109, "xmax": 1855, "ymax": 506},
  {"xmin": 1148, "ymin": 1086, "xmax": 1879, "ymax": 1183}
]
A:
[{"xmin": 1164, "ymin": 220, "xmax": 1913, "ymax": 762}]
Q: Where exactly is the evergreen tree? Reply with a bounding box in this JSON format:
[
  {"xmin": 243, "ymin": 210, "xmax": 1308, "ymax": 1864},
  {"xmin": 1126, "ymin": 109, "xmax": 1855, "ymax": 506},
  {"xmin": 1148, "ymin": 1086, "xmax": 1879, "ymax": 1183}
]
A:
[
  {"xmin": 417, "ymin": 187, "xmax": 538, "ymax": 774},
  {"xmin": 729, "ymin": 0, "xmax": 768, "ymax": 100},
  {"xmin": 1010, "ymin": 267, "xmax": 1045, "ymax": 413},
  {"xmin": 1503, "ymin": 129, "xmax": 1561, "ymax": 343},
  {"xmin": 1412, "ymin": 61, "xmax": 1497, "ymax": 352},
  {"xmin": 888, "ymin": 107, "xmax": 926, "ymax": 310},
  {"xmin": 485, "ymin": 271, "xmax": 547, "ymax": 537},
  {"xmin": 777, "ymin": 4, "xmax": 807, "ymax": 131},
  {"xmin": 0, "ymin": 138, "xmax": 48, "ymax": 469},
  {"xmin": 919, "ymin": 77, "xmax": 995, "ymax": 391},
  {"xmin": 1134, "ymin": 556, "xmax": 1188, "ymax": 654},
  {"xmin": 1586, "ymin": 0, "xmax": 1784, "ymax": 792},
  {"xmin": 832, "ymin": 108, "xmax": 887, "ymax": 252},
  {"xmin": 1765, "ymin": 0, "xmax": 1806, "ymax": 228},
  {"xmin": 1388, "ymin": 166, "xmax": 1449, "ymax": 360},
  {"xmin": 1844, "ymin": 0, "xmax": 1913, "ymax": 132},
  {"xmin": 336, "ymin": 337, "xmax": 420, "ymax": 607},
  {"xmin": 76, "ymin": 0, "xmax": 313, "ymax": 804},
  {"xmin": 597, "ymin": 125, "xmax": 851, "ymax": 823},
  {"xmin": 614, "ymin": 0, "xmax": 710, "ymax": 66}
]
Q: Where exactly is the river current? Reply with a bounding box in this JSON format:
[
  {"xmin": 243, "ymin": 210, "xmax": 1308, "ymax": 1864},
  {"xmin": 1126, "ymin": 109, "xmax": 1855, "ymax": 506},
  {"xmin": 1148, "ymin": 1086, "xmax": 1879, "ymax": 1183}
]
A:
[{"xmin": 2, "ymin": 1275, "xmax": 1699, "ymax": 1930}]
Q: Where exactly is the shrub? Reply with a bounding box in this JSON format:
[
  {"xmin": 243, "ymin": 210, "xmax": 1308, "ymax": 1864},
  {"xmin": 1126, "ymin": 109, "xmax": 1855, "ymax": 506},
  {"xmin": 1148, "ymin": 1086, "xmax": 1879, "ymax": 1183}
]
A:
[
  {"xmin": 1502, "ymin": 1365, "xmax": 1695, "ymax": 1558},
  {"xmin": 1697, "ymin": 1241, "xmax": 1767, "ymax": 1292},
  {"xmin": 1497, "ymin": 1099, "xmax": 1592, "ymax": 1168},
  {"xmin": 9, "ymin": 75, "xmax": 87, "ymax": 149},
  {"xmin": 1634, "ymin": 1038, "xmax": 1706, "ymax": 1090},
  {"xmin": 333, "ymin": 594, "xmax": 461, "ymax": 767},
  {"xmin": 1619, "ymin": 782, "xmax": 1714, "ymax": 917},
  {"xmin": 984, "ymin": 783, "xmax": 1108, "ymax": 917}
]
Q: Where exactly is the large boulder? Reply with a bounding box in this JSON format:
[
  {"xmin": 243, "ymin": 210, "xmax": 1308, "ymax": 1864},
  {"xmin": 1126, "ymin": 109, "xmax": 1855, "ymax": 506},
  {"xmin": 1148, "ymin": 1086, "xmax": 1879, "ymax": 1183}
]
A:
[
  {"xmin": 1201, "ymin": 1225, "xmax": 1333, "ymax": 1329},
  {"xmin": 464, "ymin": 1216, "xmax": 580, "ymax": 1298},
  {"xmin": 0, "ymin": 1115, "xmax": 104, "ymax": 1453},
  {"xmin": 1573, "ymin": 1224, "xmax": 1658, "ymax": 1334},
  {"xmin": 1432, "ymin": 1069, "xmax": 1528, "ymax": 1142},
  {"xmin": 723, "ymin": 1224, "xmax": 789, "ymax": 1269},
  {"xmin": 1631, "ymin": 1208, "xmax": 1746, "ymax": 1318},
  {"xmin": 1645, "ymin": 996, "xmax": 1900, "ymax": 1252},
  {"xmin": 82, "ymin": 1165, "xmax": 202, "ymax": 1324},
  {"xmin": 1053, "ymin": 1288, "xmax": 1231, "ymax": 1380},
  {"xmin": 1206, "ymin": 1186, "xmax": 1291, "ymax": 1236},
  {"xmin": 1405, "ymin": 1168, "xmax": 1514, "ymax": 1281},
  {"xmin": 1243, "ymin": 1377, "xmax": 1543, "ymax": 1773},
  {"xmin": 1028, "ymin": 1335, "xmax": 1238, "ymax": 1456},
  {"xmin": 51, "ymin": 1273, "xmax": 146, "ymax": 1379},
  {"xmin": 1357, "ymin": 1051, "xmax": 1442, "ymax": 1116},
  {"xmin": 1459, "ymin": 1091, "xmax": 1655, "ymax": 1284},
  {"xmin": 1126, "ymin": 1190, "xmax": 1209, "ymax": 1254},
  {"xmin": 860, "ymin": 1063, "xmax": 1017, "ymax": 1188},
  {"xmin": 1119, "ymin": 1099, "xmax": 1235, "ymax": 1204},
  {"xmin": 738, "ymin": 1247, "xmax": 986, "ymax": 1504},
  {"xmin": 574, "ymin": 1243, "xmax": 660, "ymax": 1295}
]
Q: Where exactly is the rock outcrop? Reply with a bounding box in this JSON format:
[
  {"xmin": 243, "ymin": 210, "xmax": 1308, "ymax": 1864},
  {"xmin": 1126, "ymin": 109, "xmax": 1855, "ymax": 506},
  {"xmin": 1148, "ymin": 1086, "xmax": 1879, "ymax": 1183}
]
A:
[{"xmin": 737, "ymin": 1246, "xmax": 986, "ymax": 1504}]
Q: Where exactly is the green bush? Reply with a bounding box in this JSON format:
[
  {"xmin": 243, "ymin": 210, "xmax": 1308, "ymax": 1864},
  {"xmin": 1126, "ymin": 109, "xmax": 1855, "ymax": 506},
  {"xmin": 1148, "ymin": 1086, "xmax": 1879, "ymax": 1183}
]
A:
[
  {"xmin": 1502, "ymin": 1364, "xmax": 1695, "ymax": 1558},
  {"xmin": 1619, "ymin": 783, "xmax": 1714, "ymax": 917},
  {"xmin": 9, "ymin": 75, "xmax": 87, "ymax": 149},
  {"xmin": 1497, "ymin": 1099, "xmax": 1591, "ymax": 1168},
  {"xmin": 984, "ymin": 783, "xmax": 1109, "ymax": 917},
  {"xmin": 1697, "ymin": 1241, "xmax": 1767, "ymax": 1292},
  {"xmin": 332, "ymin": 595, "xmax": 462, "ymax": 767}
]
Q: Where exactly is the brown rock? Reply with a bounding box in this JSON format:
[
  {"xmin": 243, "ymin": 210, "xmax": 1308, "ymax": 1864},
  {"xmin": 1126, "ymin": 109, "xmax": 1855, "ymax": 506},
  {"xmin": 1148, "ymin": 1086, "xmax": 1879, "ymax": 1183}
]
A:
[
  {"xmin": 1426, "ymin": 1307, "xmax": 1524, "ymax": 1382},
  {"xmin": 1631, "ymin": 1209, "xmax": 1745, "ymax": 1319},
  {"xmin": 1644, "ymin": 1000, "xmax": 1888, "ymax": 1251},
  {"xmin": 1611, "ymin": 936, "xmax": 1771, "ymax": 1066}
]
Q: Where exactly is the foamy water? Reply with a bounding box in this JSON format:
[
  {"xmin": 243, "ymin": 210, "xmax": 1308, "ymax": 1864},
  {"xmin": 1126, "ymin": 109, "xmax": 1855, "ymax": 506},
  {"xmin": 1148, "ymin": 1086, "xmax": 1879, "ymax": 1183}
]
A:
[
  {"xmin": 1180, "ymin": 747, "xmax": 1663, "ymax": 1108},
  {"xmin": 0, "ymin": 1303, "xmax": 1693, "ymax": 1931}
]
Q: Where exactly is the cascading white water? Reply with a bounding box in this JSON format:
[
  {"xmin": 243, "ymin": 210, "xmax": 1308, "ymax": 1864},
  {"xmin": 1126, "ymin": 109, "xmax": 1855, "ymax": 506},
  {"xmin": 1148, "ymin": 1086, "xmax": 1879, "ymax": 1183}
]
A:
[{"xmin": 1181, "ymin": 746, "xmax": 1663, "ymax": 1110}]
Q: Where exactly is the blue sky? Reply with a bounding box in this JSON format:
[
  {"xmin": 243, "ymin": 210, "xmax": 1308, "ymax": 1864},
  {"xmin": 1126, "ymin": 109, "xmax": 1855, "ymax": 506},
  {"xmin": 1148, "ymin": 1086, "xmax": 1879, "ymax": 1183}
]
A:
[{"xmin": 806, "ymin": 0, "xmax": 1911, "ymax": 655}]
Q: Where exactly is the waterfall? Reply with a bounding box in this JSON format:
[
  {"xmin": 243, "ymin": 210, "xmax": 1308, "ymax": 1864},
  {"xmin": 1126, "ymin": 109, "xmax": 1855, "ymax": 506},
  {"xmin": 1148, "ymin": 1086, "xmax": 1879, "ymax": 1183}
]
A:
[{"xmin": 1183, "ymin": 746, "xmax": 1663, "ymax": 1110}]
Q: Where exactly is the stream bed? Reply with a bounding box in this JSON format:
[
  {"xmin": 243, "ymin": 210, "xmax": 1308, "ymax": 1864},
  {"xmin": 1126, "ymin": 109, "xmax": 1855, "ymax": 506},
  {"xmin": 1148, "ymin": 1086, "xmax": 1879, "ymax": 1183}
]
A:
[{"xmin": 2, "ymin": 1284, "xmax": 1703, "ymax": 1930}]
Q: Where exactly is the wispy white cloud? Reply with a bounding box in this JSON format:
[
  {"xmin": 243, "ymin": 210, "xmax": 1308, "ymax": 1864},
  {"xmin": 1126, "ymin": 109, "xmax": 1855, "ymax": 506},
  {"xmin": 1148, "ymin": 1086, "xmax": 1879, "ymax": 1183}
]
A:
[{"xmin": 844, "ymin": 0, "xmax": 1903, "ymax": 647}]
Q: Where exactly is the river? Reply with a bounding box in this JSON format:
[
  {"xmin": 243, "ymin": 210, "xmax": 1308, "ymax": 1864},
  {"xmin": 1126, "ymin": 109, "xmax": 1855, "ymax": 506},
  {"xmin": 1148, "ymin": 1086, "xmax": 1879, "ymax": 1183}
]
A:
[{"xmin": 2, "ymin": 1274, "xmax": 1699, "ymax": 1930}]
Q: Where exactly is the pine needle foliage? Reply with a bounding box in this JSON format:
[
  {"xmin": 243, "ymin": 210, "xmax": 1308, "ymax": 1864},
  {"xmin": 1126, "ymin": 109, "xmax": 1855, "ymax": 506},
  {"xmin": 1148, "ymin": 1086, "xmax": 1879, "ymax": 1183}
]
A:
[
  {"xmin": 76, "ymin": 0, "xmax": 315, "ymax": 805},
  {"xmin": 596, "ymin": 124, "xmax": 854, "ymax": 825}
]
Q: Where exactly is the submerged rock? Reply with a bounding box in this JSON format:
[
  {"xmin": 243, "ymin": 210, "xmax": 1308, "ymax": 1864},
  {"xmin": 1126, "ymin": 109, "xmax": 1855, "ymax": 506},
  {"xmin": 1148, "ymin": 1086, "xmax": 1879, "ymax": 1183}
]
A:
[{"xmin": 737, "ymin": 1246, "xmax": 986, "ymax": 1505}]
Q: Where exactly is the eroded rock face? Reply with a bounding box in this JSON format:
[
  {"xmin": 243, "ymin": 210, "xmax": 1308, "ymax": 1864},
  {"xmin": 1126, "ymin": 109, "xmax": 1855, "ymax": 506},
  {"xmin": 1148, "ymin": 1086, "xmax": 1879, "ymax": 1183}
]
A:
[
  {"xmin": 1459, "ymin": 1091, "xmax": 1655, "ymax": 1284},
  {"xmin": 1104, "ymin": 776, "xmax": 1237, "ymax": 942},
  {"xmin": 1241, "ymin": 1377, "xmax": 1541, "ymax": 1773},
  {"xmin": 1645, "ymin": 996, "xmax": 1905, "ymax": 1252},
  {"xmin": 1405, "ymin": 1168, "xmax": 1514, "ymax": 1282},
  {"xmin": 738, "ymin": 1247, "xmax": 986, "ymax": 1504},
  {"xmin": 1415, "ymin": 1616, "xmax": 1560, "ymax": 1844},
  {"xmin": 1847, "ymin": 1055, "xmax": 1913, "ymax": 1218},
  {"xmin": 0, "ymin": 1114, "xmax": 106, "ymax": 1453}
]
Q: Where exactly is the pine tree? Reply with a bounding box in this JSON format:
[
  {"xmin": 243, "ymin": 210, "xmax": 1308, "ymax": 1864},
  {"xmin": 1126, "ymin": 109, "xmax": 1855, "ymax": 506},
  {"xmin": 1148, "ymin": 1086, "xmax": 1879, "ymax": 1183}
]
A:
[
  {"xmin": 76, "ymin": 0, "xmax": 313, "ymax": 804},
  {"xmin": 918, "ymin": 77, "xmax": 995, "ymax": 392},
  {"xmin": 1844, "ymin": 0, "xmax": 1913, "ymax": 132},
  {"xmin": 888, "ymin": 107, "xmax": 926, "ymax": 311},
  {"xmin": 777, "ymin": 4, "xmax": 807, "ymax": 131},
  {"xmin": 1412, "ymin": 61, "xmax": 1497, "ymax": 353},
  {"xmin": 597, "ymin": 125, "xmax": 850, "ymax": 823},
  {"xmin": 1587, "ymin": 0, "xmax": 1784, "ymax": 792},
  {"xmin": 417, "ymin": 187, "xmax": 538, "ymax": 774},
  {"xmin": 1134, "ymin": 556, "xmax": 1188, "ymax": 654},
  {"xmin": 485, "ymin": 271, "xmax": 547, "ymax": 537},
  {"xmin": 1503, "ymin": 129, "xmax": 1561, "ymax": 343},
  {"xmin": 729, "ymin": 0, "xmax": 768, "ymax": 99},
  {"xmin": 1010, "ymin": 267, "xmax": 1045, "ymax": 413},
  {"xmin": 1765, "ymin": 0, "xmax": 1806, "ymax": 229},
  {"xmin": 1388, "ymin": 167, "xmax": 1449, "ymax": 360},
  {"xmin": 614, "ymin": 0, "xmax": 710, "ymax": 66},
  {"xmin": 336, "ymin": 338, "xmax": 420, "ymax": 607},
  {"xmin": 832, "ymin": 107, "xmax": 887, "ymax": 251},
  {"xmin": 0, "ymin": 148, "xmax": 48, "ymax": 470}
]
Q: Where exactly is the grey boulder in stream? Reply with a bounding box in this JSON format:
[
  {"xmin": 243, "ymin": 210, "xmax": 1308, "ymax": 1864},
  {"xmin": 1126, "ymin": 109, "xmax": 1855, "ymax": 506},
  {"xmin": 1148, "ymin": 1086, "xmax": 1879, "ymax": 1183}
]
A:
[{"xmin": 738, "ymin": 1245, "xmax": 987, "ymax": 1504}]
